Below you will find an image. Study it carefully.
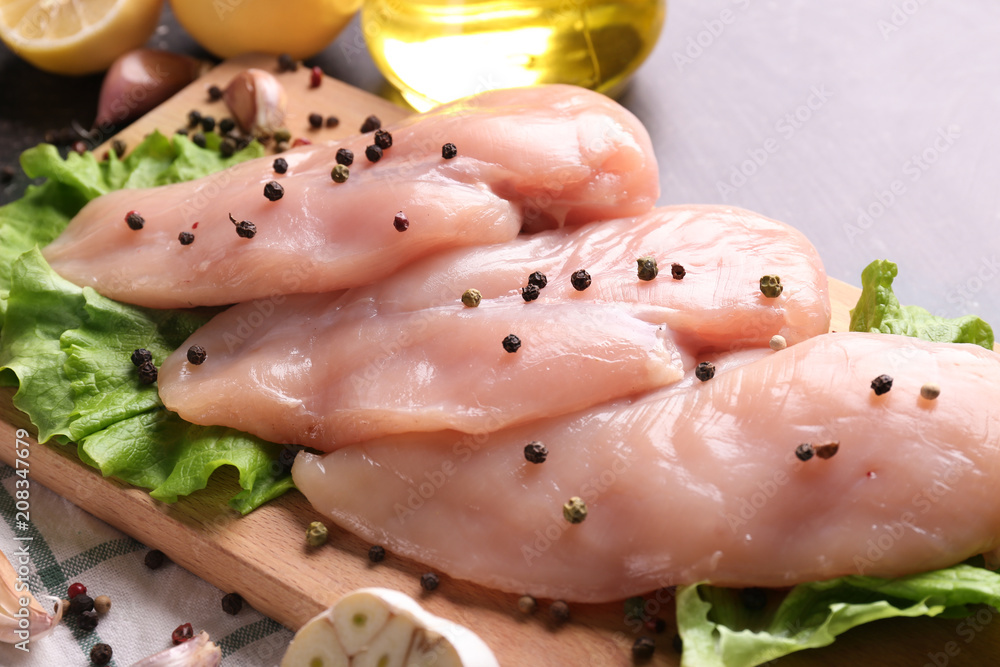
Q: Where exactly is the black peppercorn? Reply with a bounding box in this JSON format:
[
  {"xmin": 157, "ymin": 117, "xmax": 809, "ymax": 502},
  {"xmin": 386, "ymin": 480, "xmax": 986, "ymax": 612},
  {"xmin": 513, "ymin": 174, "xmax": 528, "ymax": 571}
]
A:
[
  {"xmin": 393, "ymin": 212, "xmax": 409, "ymax": 232},
  {"xmin": 187, "ymin": 109, "xmax": 202, "ymax": 128},
  {"xmin": 672, "ymin": 634, "xmax": 683, "ymax": 654},
  {"xmin": 308, "ymin": 113, "xmax": 323, "ymax": 129},
  {"xmin": 632, "ymin": 637, "xmax": 655, "ymax": 661},
  {"xmin": 69, "ymin": 593, "xmax": 95, "ymax": 615},
  {"xmin": 527, "ymin": 271, "xmax": 547, "ymax": 289},
  {"xmin": 277, "ymin": 53, "xmax": 297, "ymax": 72},
  {"xmin": 125, "ymin": 210, "xmax": 145, "ymax": 230},
  {"xmin": 740, "ymin": 587, "xmax": 767, "ymax": 610},
  {"xmin": 208, "ymin": 85, "xmax": 223, "ymax": 101},
  {"xmin": 550, "ymin": 600, "xmax": 570, "ymax": 624},
  {"xmin": 201, "ymin": 116, "xmax": 216, "ymax": 133},
  {"xmin": 420, "ymin": 572, "xmax": 439, "ymax": 591},
  {"xmin": 671, "ymin": 263, "xmax": 686, "ymax": 280},
  {"xmin": 278, "ymin": 446, "xmax": 299, "ymax": 472},
  {"xmin": 137, "ymin": 361, "xmax": 157, "ymax": 385},
  {"xmin": 187, "ymin": 345, "xmax": 207, "ymax": 365},
  {"xmin": 273, "ymin": 157, "xmax": 288, "ymax": 174},
  {"xmin": 219, "ymin": 138, "xmax": 236, "ymax": 158},
  {"xmin": 570, "ymin": 269, "xmax": 592, "ymax": 291},
  {"xmin": 144, "ymin": 548, "xmax": 166, "ymax": 570},
  {"xmin": 521, "ymin": 284, "xmax": 540, "ymax": 302},
  {"xmin": 90, "ymin": 642, "xmax": 113, "ymax": 665},
  {"xmin": 795, "ymin": 443, "xmax": 814, "ymax": 462},
  {"xmin": 524, "ymin": 441, "xmax": 548, "ymax": 463},
  {"xmin": 221, "ymin": 592, "xmax": 244, "ymax": 615},
  {"xmin": 360, "ymin": 115, "xmax": 381, "ymax": 133},
  {"xmin": 178, "ymin": 231, "xmax": 195, "ymax": 245},
  {"xmin": 365, "ymin": 144, "xmax": 383, "ymax": 162},
  {"xmin": 131, "ymin": 348, "xmax": 152, "ymax": 366},
  {"xmin": 442, "ymin": 142, "xmax": 457, "ymax": 159},
  {"xmin": 637, "ymin": 256, "xmax": 658, "ymax": 281},
  {"xmin": 229, "ymin": 213, "xmax": 257, "ymax": 239},
  {"xmin": 191, "ymin": 132, "xmax": 207, "ymax": 148},
  {"xmin": 695, "ymin": 362, "xmax": 715, "ymax": 382},
  {"xmin": 263, "ymin": 180, "xmax": 284, "ymax": 201},
  {"xmin": 502, "ymin": 334, "xmax": 521, "ymax": 353},
  {"xmin": 0, "ymin": 165, "xmax": 14, "ymax": 184},
  {"xmin": 368, "ymin": 545, "xmax": 386, "ymax": 563},
  {"xmin": 111, "ymin": 139, "xmax": 127, "ymax": 157},
  {"xmin": 814, "ymin": 442, "xmax": 840, "ymax": 459},
  {"xmin": 219, "ymin": 117, "xmax": 236, "ymax": 134},
  {"xmin": 325, "ymin": 116, "xmax": 339, "ymax": 128},
  {"xmin": 871, "ymin": 374, "xmax": 893, "ymax": 396},
  {"xmin": 374, "ymin": 129, "xmax": 392, "ymax": 149},
  {"xmin": 78, "ymin": 610, "xmax": 98, "ymax": 632},
  {"xmin": 336, "ymin": 148, "xmax": 354, "ymax": 166}
]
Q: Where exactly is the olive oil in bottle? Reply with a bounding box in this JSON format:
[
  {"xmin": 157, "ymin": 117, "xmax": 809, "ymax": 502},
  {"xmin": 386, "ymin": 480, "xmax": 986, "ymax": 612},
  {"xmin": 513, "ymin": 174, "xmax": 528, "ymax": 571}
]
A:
[{"xmin": 361, "ymin": 0, "xmax": 666, "ymax": 110}]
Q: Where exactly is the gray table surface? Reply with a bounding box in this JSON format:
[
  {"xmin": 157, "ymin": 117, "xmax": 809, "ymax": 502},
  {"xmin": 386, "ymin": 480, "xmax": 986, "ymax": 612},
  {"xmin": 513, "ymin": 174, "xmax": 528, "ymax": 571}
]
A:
[{"xmin": 1, "ymin": 0, "xmax": 997, "ymax": 323}]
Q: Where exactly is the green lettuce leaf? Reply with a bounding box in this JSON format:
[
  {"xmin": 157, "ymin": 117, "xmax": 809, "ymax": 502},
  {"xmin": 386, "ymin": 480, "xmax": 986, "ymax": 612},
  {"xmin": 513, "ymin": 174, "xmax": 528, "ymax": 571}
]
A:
[
  {"xmin": 0, "ymin": 134, "xmax": 288, "ymax": 513},
  {"xmin": 850, "ymin": 259, "xmax": 994, "ymax": 349},
  {"xmin": 678, "ymin": 565, "xmax": 1000, "ymax": 667}
]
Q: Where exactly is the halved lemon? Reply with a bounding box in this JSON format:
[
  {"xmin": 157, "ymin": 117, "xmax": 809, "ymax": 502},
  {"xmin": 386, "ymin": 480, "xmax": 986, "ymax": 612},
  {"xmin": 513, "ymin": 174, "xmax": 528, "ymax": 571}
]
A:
[{"xmin": 0, "ymin": 0, "xmax": 164, "ymax": 75}]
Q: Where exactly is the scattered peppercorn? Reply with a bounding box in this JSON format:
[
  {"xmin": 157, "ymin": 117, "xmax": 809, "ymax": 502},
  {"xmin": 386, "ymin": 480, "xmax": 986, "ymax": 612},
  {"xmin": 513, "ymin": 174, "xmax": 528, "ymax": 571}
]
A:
[
  {"xmin": 393, "ymin": 211, "xmax": 409, "ymax": 232},
  {"xmin": 442, "ymin": 143, "xmax": 457, "ymax": 159},
  {"xmin": 366, "ymin": 144, "xmax": 383, "ymax": 162},
  {"xmin": 191, "ymin": 132, "xmax": 207, "ymax": 148},
  {"xmin": 308, "ymin": 112, "xmax": 323, "ymax": 129},
  {"xmin": 374, "ymin": 129, "xmax": 393, "ymax": 149},
  {"xmin": 550, "ymin": 600, "xmax": 570, "ymax": 624},
  {"xmin": 277, "ymin": 53, "xmax": 297, "ymax": 72},
  {"xmin": 769, "ymin": 335, "xmax": 787, "ymax": 351},
  {"xmin": 672, "ymin": 634, "xmax": 683, "ymax": 654},
  {"xmin": 527, "ymin": 271, "xmax": 547, "ymax": 289},
  {"xmin": 187, "ymin": 109, "xmax": 202, "ymax": 127},
  {"xmin": 368, "ymin": 545, "xmax": 386, "ymax": 563},
  {"xmin": 144, "ymin": 548, "xmax": 166, "ymax": 570},
  {"xmin": 632, "ymin": 637, "xmax": 655, "ymax": 661},
  {"xmin": 273, "ymin": 157, "xmax": 289, "ymax": 174},
  {"xmin": 94, "ymin": 595, "xmax": 111, "ymax": 615},
  {"xmin": 524, "ymin": 441, "xmax": 548, "ymax": 464},
  {"xmin": 360, "ymin": 115, "xmax": 381, "ymax": 133},
  {"xmin": 201, "ymin": 116, "xmax": 216, "ymax": 133},
  {"xmin": 131, "ymin": 348, "xmax": 151, "ymax": 366},
  {"xmin": 137, "ymin": 361, "xmax": 158, "ymax": 385},
  {"xmin": 871, "ymin": 374, "xmax": 893, "ymax": 396},
  {"xmin": 111, "ymin": 139, "xmax": 127, "ymax": 157},
  {"xmin": 263, "ymin": 180, "xmax": 285, "ymax": 201},
  {"xmin": 461, "ymin": 288, "xmax": 482, "ymax": 307},
  {"xmin": 68, "ymin": 582, "xmax": 87, "ymax": 599},
  {"xmin": 306, "ymin": 521, "xmax": 328, "ymax": 547},
  {"xmin": 571, "ymin": 269, "xmax": 592, "ymax": 291},
  {"xmin": 219, "ymin": 117, "xmax": 236, "ymax": 134},
  {"xmin": 186, "ymin": 345, "xmax": 207, "ymax": 365},
  {"xmin": 695, "ymin": 361, "xmax": 716, "ymax": 382},
  {"xmin": 517, "ymin": 595, "xmax": 537, "ymax": 615},
  {"xmin": 740, "ymin": 587, "xmax": 767, "ymax": 610},
  {"xmin": 309, "ymin": 66, "xmax": 323, "ymax": 88},
  {"xmin": 921, "ymin": 382, "xmax": 941, "ymax": 400},
  {"xmin": 795, "ymin": 443, "xmax": 814, "ymax": 461},
  {"xmin": 208, "ymin": 84, "xmax": 223, "ymax": 101},
  {"xmin": 331, "ymin": 164, "xmax": 350, "ymax": 183},
  {"xmin": 172, "ymin": 622, "xmax": 194, "ymax": 644},
  {"xmin": 814, "ymin": 441, "xmax": 840, "ymax": 459},
  {"xmin": 220, "ymin": 138, "xmax": 236, "ymax": 158},
  {"xmin": 273, "ymin": 127, "xmax": 292, "ymax": 143},
  {"xmin": 125, "ymin": 210, "xmax": 145, "ymax": 230},
  {"xmin": 78, "ymin": 610, "xmax": 98, "ymax": 631},
  {"xmin": 502, "ymin": 334, "xmax": 521, "ymax": 353},
  {"xmin": 420, "ymin": 572, "xmax": 440, "ymax": 592},
  {"xmin": 90, "ymin": 642, "xmax": 113, "ymax": 665},
  {"xmin": 563, "ymin": 496, "xmax": 587, "ymax": 524},
  {"xmin": 336, "ymin": 148, "xmax": 354, "ymax": 166},
  {"xmin": 70, "ymin": 594, "xmax": 95, "ymax": 615},
  {"xmin": 275, "ymin": 141, "xmax": 289, "ymax": 153},
  {"xmin": 624, "ymin": 596, "xmax": 645, "ymax": 620},
  {"xmin": 221, "ymin": 592, "xmax": 244, "ymax": 615},
  {"xmin": 325, "ymin": 116, "xmax": 339, "ymax": 128},
  {"xmin": 669, "ymin": 263, "xmax": 686, "ymax": 280},
  {"xmin": 278, "ymin": 446, "xmax": 299, "ymax": 471},
  {"xmin": 521, "ymin": 284, "xmax": 540, "ymax": 302},
  {"xmin": 637, "ymin": 256, "xmax": 658, "ymax": 281},
  {"xmin": 759, "ymin": 274, "xmax": 783, "ymax": 298},
  {"xmin": 229, "ymin": 213, "xmax": 257, "ymax": 239}
]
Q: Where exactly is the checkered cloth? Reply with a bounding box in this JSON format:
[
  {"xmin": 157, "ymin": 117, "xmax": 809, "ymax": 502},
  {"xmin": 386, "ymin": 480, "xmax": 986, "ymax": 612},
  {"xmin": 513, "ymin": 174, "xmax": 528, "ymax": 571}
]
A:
[{"xmin": 0, "ymin": 464, "xmax": 293, "ymax": 665}]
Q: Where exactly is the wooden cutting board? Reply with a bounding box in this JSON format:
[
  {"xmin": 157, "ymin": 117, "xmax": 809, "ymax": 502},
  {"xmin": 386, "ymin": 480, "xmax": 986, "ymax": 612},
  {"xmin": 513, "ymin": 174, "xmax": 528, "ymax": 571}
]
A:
[{"xmin": 1, "ymin": 55, "xmax": 997, "ymax": 666}]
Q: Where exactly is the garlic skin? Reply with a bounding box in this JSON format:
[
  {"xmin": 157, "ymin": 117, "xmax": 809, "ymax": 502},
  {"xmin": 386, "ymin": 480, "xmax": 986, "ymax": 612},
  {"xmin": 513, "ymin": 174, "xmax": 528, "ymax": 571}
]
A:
[
  {"xmin": 281, "ymin": 587, "xmax": 499, "ymax": 667},
  {"xmin": 0, "ymin": 549, "xmax": 63, "ymax": 644},
  {"xmin": 223, "ymin": 68, "xmax": 288, "ymax": 136},
  {"xmin": 129, "ymin": 631, "xmax": 221, "ymax": 667},
  {"xmin": 94, "ymin": 49, "xmax": 205, "ymax": 131}
]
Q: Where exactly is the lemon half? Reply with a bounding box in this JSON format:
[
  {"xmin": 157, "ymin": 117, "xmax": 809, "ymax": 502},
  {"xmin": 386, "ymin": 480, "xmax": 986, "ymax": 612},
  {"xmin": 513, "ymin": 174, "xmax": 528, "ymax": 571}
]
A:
[{"xmin": 0, "ymin": 0, "xmax": 165, "ymax": 75}]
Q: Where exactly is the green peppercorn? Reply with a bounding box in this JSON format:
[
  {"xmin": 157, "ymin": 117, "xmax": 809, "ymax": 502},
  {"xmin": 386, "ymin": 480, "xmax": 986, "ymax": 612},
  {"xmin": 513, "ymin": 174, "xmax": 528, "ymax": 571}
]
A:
[
  {"xmin": 502, "ymin": 334, "xmax": 521, "ymax": 353},
  {"xmin": 814, "ymin": 441, "xmax": 840, "ymax": 459},
  {"xmin": 331, "ymin": 164, "xmax": 350, "ymax": 183},
  {"xmin": 695, "ymin": 362, "xmax": 715, "ymax": 382},
  {"xmin": 229, "ymin": 213, "xmax": 257, "ymax": 239},
  {"xmin": 360, "ymin": 115, "xmax": 381, "ymax": 133},
  {"xmin": 524, "ymin": 441, "xmax": 547, "ymax": 463},
  {"xmin": 563, "ymin": 496, "xmax": 587, "ymax": 524},
  {"xmin": 442, "ymin": 142, "xmax": 457, "ymax": 159},
  {"xmin": 374, "ymin": 129, "xmax": 392, "ymax": 149},
  {"xmin": 336, "ymin": 148, "xmax": 354, "ymax": 166},
  {"xmin": 521, "ymin": 284, "xmax": 540, "ymax": 302},
  {"xmin": 624, "ymin": 596, "xmax": 645, "ymax": 620},
  {"xmin": 187, "ymin": 345, "xmax": 207, "ymax": 365},
  {"xmin": 273, "ymin": 127, "xmax": 292, "ymax": 143},
  {"xmin": 420, "ymin": 572, "xmax": 439, "ymax": 591},
  {"xmin": 461, "ymin": 288, "xmax": 482, "ymax": 307},
  {"xmin": 921, "ymin": 382, "xmax": 941, "ymax": 400},
  {"xmin": 759, "ymin": 275, "xmax": 783, "ymax": 298},
  {"xmin": 263, "ymin": 180, "xmax": 284, "ymax": 201},
  {"xmin": 794, "ymin": 443, "xmax": 814, "ymax": 461},
  {"xmin": 368, "ymin": 545, "xmax": 386, "ymax": 563},
  {"xmin": 306, "ymin": 521, "xmax": 328, "ymax": 547},
  {"xmin": 871, "ymin": 374, "xmax": 893, "ymax": 396},
  {"xmin": 571, "ymin": 269, "xmax": 592, "ymax": 291},
  {"xmin": 632, "ymin": 636, "xmax": 655, "ymax": 661},
  {"xmin": 517, "ymin": 595, "xmax": 537, "ymax": 614},
  {"xmin": 637, "ymin": 256, "xmax": 658, "ymax": 281}
]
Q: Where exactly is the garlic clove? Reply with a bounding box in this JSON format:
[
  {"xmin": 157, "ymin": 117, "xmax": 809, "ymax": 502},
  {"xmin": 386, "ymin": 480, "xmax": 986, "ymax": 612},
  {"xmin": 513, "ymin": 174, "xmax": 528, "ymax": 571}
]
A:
[
  {"xmin": 223, "ymin": 68, "xmax": 288, "ymax": 136},
  {"xmin": 94, "ymin": 49, "xmax": 205, "ymax": 131},
  {"xmin": 129, "ymin": 631, "xmax": 221, "ymax": 667},
  {"xmin": 282, "ymin": 588, "xmax": 498, "ymax": 667},
  {"xmin": 0, "ymin": 549, "xmax": 63, "ymax": 644}
]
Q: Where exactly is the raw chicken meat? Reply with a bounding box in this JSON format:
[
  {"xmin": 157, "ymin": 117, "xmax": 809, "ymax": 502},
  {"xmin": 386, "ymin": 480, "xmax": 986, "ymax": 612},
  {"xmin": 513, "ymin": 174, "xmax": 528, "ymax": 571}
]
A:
[
  {"xmin": 293, "ymin": 333, "xmax": 1000, "ymax": 602},
  {"xmin": 43, "ymin": 85, "xmax": 658, "ymax": 308},
  {"xmin": 158, "ymin": 206, "xmax": 830, "ymax": 448}
]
